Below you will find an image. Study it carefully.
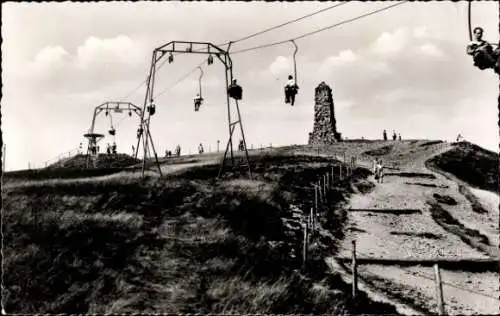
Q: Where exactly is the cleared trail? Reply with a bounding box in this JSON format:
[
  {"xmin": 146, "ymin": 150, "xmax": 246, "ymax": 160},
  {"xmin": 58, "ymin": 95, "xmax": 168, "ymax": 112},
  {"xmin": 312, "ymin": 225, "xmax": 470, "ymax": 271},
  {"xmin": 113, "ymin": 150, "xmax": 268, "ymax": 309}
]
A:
[{"xmin": 327, "ymin": 141, "xmax": 499, "ymax": 315}]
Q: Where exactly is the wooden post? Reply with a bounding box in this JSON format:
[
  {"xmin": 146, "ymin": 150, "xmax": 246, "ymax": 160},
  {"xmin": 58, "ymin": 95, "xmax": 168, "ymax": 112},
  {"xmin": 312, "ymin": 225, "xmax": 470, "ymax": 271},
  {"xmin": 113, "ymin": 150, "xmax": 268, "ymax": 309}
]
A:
[
  {"xmin": 340, "ymin": 164, "xmax": 343, "ymax": 180},
  {"xmin": 352, "ymin": 240, "xmax": 358, "ymax": 298},
  {"xmin": 434, "ymin": 264, "xmax": 445, "ymax": 315},
  {"xmin": 331, "ymin": 166, "xmax": 334, "ymax": 185},
  {"xmin": 302, "ymin": 222, "xmax": 308, "ymax": 270},
  {"xmin": 343, "ymin": 152, "xmax": 346, "ymax": 164},
  {"xmin": 314, "ymin": 186, "xmax": 318, "ymax": 215},
  {"xmin": 326, "ymin": 172, "xmax": 329, "ymax": 191},
  {"xmin": 309, "ymin": 207, "xmax": 315, "ymax": 234},
  {"xmin": 318, "ymin": 180, "xmax": 322, "ymax": 203},
  {"xmin": 324, "ymin": 174, "xmax": 327, "ymax": 195}
]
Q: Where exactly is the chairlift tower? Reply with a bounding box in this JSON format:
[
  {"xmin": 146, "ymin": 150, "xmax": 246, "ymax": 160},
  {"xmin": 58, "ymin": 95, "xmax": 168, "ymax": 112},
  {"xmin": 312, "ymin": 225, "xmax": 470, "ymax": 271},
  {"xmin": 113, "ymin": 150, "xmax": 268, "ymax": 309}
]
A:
[
  {"xmin": 137, "ymin": 41, "xmax": 252, "ymax": 179},
  {"xmin": 84, "ymin": 101, "xmax": 142, "ymax": 168}
]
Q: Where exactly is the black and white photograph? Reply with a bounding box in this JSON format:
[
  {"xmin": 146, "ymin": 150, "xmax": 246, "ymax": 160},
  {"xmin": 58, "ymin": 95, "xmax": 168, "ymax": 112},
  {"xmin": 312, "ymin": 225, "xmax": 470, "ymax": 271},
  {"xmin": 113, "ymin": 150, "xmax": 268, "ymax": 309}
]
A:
[{"xmin": 2, "ymin": 1, "xmax": 499, "ymax": 314}]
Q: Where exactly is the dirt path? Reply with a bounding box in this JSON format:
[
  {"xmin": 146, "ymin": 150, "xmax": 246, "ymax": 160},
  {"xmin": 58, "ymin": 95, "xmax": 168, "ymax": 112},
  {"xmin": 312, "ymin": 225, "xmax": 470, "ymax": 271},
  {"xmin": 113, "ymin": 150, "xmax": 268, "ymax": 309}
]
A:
[{"xmin": 328, "ymin": 142, "xmax": 500, "ymax": 315}]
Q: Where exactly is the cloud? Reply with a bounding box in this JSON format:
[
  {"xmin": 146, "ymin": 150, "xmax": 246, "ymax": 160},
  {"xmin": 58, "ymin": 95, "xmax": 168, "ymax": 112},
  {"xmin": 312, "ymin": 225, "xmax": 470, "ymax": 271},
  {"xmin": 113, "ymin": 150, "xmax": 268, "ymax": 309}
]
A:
[
  {"xmin": 419, "ymin": 43, "xmax": 445, "ymax": 58},
  {"xmin": 269, "ymin": 55, "xmax": 293, "ymax": 76},
  {"xmin": 33, "ymin": 45, "xmax": 69, "ymax": 68},
  {"xmin": 75, "ymin": 35, "xmax": 141, "ymax": 69},
  {"xmin": 370, "ymin": 27, "xmax": 411, "ymax": 55},
  {"xmin": 320, "ymin": 50, "xmax": 358, "ymax": 72}
]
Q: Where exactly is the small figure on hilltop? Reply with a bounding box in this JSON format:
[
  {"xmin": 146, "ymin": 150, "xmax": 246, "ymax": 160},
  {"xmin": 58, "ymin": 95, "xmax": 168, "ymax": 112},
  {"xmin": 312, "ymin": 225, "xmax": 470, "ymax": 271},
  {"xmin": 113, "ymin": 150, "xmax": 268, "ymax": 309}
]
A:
[
  {"xmin": 112, "ymin": 142, "xmax": 117, "ymax": 155},
  {"xmin": 466, "ymin": 27, "xmax": 500, "ymax": 74},
  {"xmin": 383, "ymin": 129, "xmax": 388, "ymax": 141},
  {"xmin": 106, "ymin": 143, "xmax": 111, "ymax": 154},
  {"xmin": 198, "ymin": 143, "xmax": 204, "ymax": 154},
  {"xmin": 132, "ymin": 145, "xmax": 135, "ymax": 156},
  {"xmin": 398, "ymin": 133, "xmax": 402, "ymax": 141},
  {"xmin": 456, "ymin": 133, "xmax": 463, "ymax": 142},
  {"xmin": 238, "ymin": 139, "xmax": 245, "ymax": 151},
  {"xmin": 284, "ymin": 75, "xmax": 299, "ymax": 106},
  {"xmin": 175, "ymin": 144, "xmax": 181, "ymax": 157},
  {"xmin": 374, "ymin": 159, "xmax": 385, "ymax": 184},
  {"xmin": 392, "ymin": 130, "xmax": 397, "ymax": 141}
]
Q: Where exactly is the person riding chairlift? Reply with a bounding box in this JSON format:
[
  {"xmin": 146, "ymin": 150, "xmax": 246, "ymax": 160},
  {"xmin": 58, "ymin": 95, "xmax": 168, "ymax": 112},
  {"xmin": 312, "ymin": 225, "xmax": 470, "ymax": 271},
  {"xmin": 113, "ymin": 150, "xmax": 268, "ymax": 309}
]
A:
[
  {"xmin": 466, "ymin": 27, "xmax": 500, "ymax": 74},
  {"xmin": 194, "ymin": 94, "xmax": 203, "ymax": 112},
  {"xmin": 228, "ymin": 79, "xmax": 242, "ymax": 100},
  {"xmin": 284, "ymin": 75, "xmax": 299, "ymax": 106}
]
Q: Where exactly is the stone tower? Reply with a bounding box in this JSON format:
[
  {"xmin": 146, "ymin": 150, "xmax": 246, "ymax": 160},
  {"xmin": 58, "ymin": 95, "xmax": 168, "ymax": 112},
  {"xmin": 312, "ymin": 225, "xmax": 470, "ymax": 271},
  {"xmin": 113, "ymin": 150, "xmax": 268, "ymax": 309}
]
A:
[{"xmin": 308, "ymin": 82, "xmax": 341, "ymax": 144}]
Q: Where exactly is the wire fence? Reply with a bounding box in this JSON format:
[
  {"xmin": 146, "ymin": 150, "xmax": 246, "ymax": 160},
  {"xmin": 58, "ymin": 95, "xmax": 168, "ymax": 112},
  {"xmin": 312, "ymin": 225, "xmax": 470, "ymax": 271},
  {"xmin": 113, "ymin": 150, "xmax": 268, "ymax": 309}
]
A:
[{"xmin": 298, "ymin": 151, "xmax": 499, "ymax": 313}]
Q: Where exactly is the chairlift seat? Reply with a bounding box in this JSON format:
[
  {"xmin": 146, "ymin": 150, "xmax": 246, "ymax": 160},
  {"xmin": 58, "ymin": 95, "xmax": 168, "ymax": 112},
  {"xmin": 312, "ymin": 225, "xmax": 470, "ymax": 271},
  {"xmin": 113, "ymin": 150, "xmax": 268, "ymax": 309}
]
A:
[
  {"xmin": 472, "ymin": 50, "xmax": 497, "ymax": 69},
  {"xmin": 148, "ymin": 105, "xmax": 156, "ymax": 115},
  {"xmin": 228, "ymin": 84, "xmax": 242, "ymax": 100}
]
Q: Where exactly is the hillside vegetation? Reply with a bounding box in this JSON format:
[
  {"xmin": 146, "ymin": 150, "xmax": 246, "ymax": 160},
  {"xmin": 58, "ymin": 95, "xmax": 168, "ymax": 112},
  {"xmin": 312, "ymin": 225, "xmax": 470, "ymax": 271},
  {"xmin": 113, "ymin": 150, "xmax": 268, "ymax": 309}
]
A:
[
  {"xmin": 3, "ymin": 153, "xmax": 398, "ymax": 314},
  {"xmin": 426, "ymin": 141, "xmax": 497, "ymax": 193}
]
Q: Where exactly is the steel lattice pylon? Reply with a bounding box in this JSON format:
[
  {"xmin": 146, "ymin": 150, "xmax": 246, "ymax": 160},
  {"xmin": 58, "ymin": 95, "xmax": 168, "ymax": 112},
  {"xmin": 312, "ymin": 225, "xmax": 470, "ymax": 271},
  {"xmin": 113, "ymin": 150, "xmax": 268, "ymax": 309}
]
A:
[
  {"xmin": 136, "ymin": 41, "xmax": 252, "ymax": 179},
  {"xmin": 84, "ymin": 101, "xmax": 142, "ymax": 168}
]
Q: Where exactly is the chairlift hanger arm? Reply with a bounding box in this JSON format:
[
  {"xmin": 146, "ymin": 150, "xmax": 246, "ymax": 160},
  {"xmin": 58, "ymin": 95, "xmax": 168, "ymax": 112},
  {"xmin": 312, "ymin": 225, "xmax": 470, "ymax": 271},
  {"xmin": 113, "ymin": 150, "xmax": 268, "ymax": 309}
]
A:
[
  {"xmin": 468, "ymin": 1, "xmax": 472, "ymax": 41},
  {"xmin": 198, "ymin": 66, "xmax": 204, "ymax": 97},
  {"xmin": 291, "ymin": 40, "xmax": 298, "ymax": 82}
]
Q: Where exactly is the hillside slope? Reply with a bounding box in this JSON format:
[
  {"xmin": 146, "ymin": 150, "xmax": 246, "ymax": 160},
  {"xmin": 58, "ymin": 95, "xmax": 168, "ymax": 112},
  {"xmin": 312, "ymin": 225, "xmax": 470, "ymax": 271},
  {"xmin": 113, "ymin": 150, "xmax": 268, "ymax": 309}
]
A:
[
  {"xmin": 333, "ymin": 140, "xmax": 499, "ymax": 315},
  {"xmin": 426, "ymin": 141, "xmax": 497, "ymax": 193},
  {"xmin": 2, "ymin": 153, "xmax": 398, "ymax": 314}
]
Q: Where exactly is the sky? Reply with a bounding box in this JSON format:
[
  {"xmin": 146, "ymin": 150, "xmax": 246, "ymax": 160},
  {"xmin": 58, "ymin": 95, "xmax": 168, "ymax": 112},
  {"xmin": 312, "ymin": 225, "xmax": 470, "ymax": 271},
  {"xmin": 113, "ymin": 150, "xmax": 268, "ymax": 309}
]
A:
[{"xmin": 2, "ymin": 1, "xmax": 499, "ymax": 171}]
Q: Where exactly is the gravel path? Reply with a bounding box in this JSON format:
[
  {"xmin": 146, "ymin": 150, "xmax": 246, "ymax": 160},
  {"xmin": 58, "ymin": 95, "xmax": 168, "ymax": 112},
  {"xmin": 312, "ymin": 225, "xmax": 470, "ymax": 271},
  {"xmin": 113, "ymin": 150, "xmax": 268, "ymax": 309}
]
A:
[{"xmin": 333, "ymin": 142, "xmax": 499, "ymax": 315}]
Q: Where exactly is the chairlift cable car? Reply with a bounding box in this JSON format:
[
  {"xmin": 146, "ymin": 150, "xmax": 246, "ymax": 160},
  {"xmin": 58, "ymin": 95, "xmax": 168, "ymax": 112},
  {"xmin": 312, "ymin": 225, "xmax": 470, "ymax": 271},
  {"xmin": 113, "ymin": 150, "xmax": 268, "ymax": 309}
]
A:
[
  {"xmin": 194, "ymin": 66, "xmax": 205, "ymax": 111},
  {"xmin": 284, "ymin": 40, "xmax": 299, "ymax": 106},
  {"xmin": 107, "ymin": 112, "xmax": 116, "ymax": 136},
  {"xmin": 466, "ymin": 1, "xmax": 500, "ymax": 73}
]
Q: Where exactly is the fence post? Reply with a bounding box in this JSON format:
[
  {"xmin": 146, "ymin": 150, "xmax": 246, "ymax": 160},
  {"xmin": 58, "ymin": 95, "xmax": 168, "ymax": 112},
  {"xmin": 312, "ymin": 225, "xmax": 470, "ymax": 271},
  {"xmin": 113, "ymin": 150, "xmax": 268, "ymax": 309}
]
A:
[
  {"xmin": 310, "ymin": 207, "xmax": 314, "ymax": 233},
  {"xmin": 318, "ymin": 180, "xmax": 322, "ymax": 203},
  {"xmin": 302, "ymin": 222, "xmax": 309, "ymax": 270},
  {"xmin": 314, "ymin": 185, "xmax": 318, "ymax": 216},
  {"xmin": 352, "ymin": 240, "xmax": 358, "ymax": 298},
  {"xmin": 340, "ymin": 164, "xmax": 343, "ymax": 180},
  {"xmin": 434, "ymin": 264, "xmax": 445, "ymax": 315},
  {"xmin": 331, "ymin": 166, "xmax": 334, "ymax": 185},
  {"xmin": 323, "ymin": 174, "xmax": 327, "ymax": 197}
]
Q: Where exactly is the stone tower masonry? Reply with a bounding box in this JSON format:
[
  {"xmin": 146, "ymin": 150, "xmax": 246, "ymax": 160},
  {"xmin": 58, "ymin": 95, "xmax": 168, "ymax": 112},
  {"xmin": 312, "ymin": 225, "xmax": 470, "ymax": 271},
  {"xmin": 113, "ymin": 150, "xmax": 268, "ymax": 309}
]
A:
[{"xmin": 308, "ymin": 81, "xmax": 342, "ymax": 144}]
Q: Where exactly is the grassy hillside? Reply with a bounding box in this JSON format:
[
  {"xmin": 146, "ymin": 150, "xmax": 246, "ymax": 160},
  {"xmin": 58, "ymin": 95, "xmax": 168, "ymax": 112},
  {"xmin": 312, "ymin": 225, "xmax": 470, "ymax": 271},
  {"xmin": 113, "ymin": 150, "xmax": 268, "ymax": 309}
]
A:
[
  {"xmin": 426, "ymin": 142, "xmax": 498, "ymax": 193},
  {"xmin": 2, "ymin": 154, "xmax": 398, "ymax": 314},
  {"xmin": 3, "ymin": 154, "xmax": 140, "ymax": 183}
]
